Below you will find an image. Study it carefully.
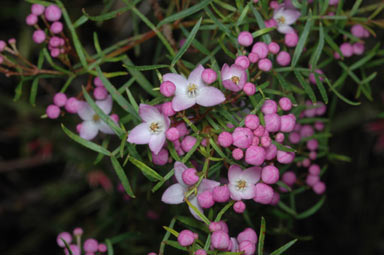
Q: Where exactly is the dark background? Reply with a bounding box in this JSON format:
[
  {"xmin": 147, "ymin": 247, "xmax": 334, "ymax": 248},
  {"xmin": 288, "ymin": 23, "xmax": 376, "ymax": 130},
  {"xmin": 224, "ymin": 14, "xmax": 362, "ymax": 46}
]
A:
[{"xmin": 0, "ymin": 0, "xmax": 383, "ymax": 254}]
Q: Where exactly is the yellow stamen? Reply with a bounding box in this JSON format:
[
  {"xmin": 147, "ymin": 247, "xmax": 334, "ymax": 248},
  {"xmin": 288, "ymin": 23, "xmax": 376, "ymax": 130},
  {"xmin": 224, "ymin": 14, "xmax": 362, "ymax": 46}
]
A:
[
  {"xmin": 93, "ymin": 114, "xmax": 100, "ymax": 122},
  {"xmin": 231, "ymin": 76, "xmax": 240, "ymax": 85},
  {"xmin": 236, "ymin": 180, "xmax": 247, "ymax": 190}
]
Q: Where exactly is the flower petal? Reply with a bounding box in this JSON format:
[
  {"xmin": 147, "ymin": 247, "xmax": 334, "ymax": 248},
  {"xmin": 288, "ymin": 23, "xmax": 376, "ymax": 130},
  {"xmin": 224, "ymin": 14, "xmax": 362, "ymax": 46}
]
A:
[
  {"xmin": 188, "ymin": 64, "xmax": 205, "ymax": 86},
  {"xmin": 277, "ymin": 24, "xmax": 294, "ymax": 34},
  {"xmin": 80, "ymin": 121, "xmax": 99, "ymax": 140},
  {"xmin": 161, "ymin": 183, "xmax": 186, "ymax": 204},
  {"xmin": 228, "ymin": 165, "xmax": 243, "ymax": 183},
  {"xmin": 96, "ymin": 95, "xmax": 112, "ymax": 115},
  {"xmin": 163, "ymin": 73, "xmax": 188, "ymax": 95},
  {"xmin": 283, "ymin": 9, "xmax": 301, "ymax": 24},
  {"xmin": 174, "ymin": 161, "xmax": 188, "ymax": 186},
  {"xmin": 139, "ymin": 104, "xmax": 163, "ymax": 123},
  {"xmin": 229, "ymin": 184, "xmax": 242, "ymax": 201},
  {"xmin": 196, "ymin": 86, "xmax": 225, "ymax": 107},
  {"xmin": 149, "ymin": 134, "xmax": 166, "ymax": 155},
  {"xmin": 77, "ymin": 101, "xmax": 94, "ymax": 121},
  {"xmin": 188, "ymin": 196, "xmax": 205, "ymax": 221},
  {"xmin": 223, "ymin": 79, "xmax": 243, "ymax": 92},
  {"xmin": 127, "ymin": 123, "xmax": 151, "ymax": 144},
  {"xmin": 172, "ymin": 93, "xmax": 196, "ymax": 112},
  {"xmin": 198, "ymin": 179, "xmax": 220, "ymax": 193},
  {"xmin": 241, "ymin": 184, "xmax": 256, "ymax": 200},
  {"xmin": 242, "ymin": 166, "xmax": 262, "ymax": 184},
  {"xmin": 97, "ymin": 121, "xmax": 115, "ymax": 135}
]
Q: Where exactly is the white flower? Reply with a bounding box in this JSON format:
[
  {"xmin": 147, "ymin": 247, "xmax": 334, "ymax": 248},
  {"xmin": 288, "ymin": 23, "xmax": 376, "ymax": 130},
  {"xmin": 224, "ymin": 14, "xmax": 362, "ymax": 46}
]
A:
[
  {"xmin": 273, "ymin": 4, "xmax": 301, "ymax": 34},
  {"xmin": 228, "ymin": 165, "xmax": 261, "ymax": 201}
]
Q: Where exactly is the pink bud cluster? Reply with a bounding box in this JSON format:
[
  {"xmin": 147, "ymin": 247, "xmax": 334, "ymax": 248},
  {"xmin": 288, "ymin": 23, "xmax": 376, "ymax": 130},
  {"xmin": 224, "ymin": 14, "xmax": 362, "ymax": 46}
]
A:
[
  {"xmin": 335, "ymin": 24, "xmax": 368, "ymax": 59},
  {"xmin": 57, "ymin": 227, "xmax": 107, "ymax": 255}
]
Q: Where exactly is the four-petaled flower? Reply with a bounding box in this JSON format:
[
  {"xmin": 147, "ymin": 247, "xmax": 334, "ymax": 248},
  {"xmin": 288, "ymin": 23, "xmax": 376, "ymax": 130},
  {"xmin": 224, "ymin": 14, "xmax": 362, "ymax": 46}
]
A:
[
  {"xmin": 127, "ymin": 104, "xmax": 170, "ymax": 155},
  {"xmin": 273, "ymin": 4, "xmax": 301, "ymax": 34},
  {"xmin": 161, "ymin": 161, "xmax": 220, "ymax": 221},
  {"xmin": 221, "ymin": 64, "xmax": 247, "ymax": 92},
  {"xmin": 228, "ymin": 165, "xmax": 262, "ymax": 201},
  {"xmin": 163, "ymin": 65, "xmax": 225, "ymax": 111},
  {"xmin": 77, "ymin": 96, "xmax": 115, "ymax": 140}
]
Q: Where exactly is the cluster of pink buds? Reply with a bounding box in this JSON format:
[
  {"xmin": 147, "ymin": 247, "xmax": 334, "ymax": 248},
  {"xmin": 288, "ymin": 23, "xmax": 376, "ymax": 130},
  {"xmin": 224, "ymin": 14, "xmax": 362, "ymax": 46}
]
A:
[
  {"xmin": 46, "ymin": 92, "xmax": 79, "ymax": 119},
  {"xmin": 27, "ymin": 4, "xmax": 68, "ymax": 58},
  {"xmin": 218, "ymin": 97, "xmax": 296, "ymax": 167},
  {"xmin": 335, "ymin": 24, "xmax": 369, "ymax": 59},
  {"xmin": 57, "ymin": 227, "xmax": 107, "ymax": 255}
]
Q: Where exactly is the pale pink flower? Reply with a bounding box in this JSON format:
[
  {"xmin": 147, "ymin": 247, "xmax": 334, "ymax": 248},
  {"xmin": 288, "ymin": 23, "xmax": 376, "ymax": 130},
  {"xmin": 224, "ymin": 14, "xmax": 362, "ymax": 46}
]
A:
[
  {"xmin": 228, "ymin": 165, "xmax": 262, "ymax": 201},
  {"xmin": 221, "ymin": 64, "xmax": 247, "ymax": 92},
  {"xmin": 127, "ymin": 104, "xmax": 170, "ymax": 155},
  {"xmin": 273, "ymin": 4, "xmax": 301, "ymax": 34},
  {"xmin": 163, "ymin": 65, "xmax": 225, "ymax": 111},
  {"xmin": 161, "ymin": 161, "xmax": 220, "ymax": 221}
]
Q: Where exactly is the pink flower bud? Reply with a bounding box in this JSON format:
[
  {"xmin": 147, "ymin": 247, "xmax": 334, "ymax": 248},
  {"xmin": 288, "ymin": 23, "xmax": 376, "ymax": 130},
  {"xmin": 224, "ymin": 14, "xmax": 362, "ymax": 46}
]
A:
[
  {"xmin": 309, "ymin": 151, "xmax": 317, "ymax": 160},
  {"xmin": 268, "ymin": 42, "xmax": 280, "ymax": 54},
  {"xmin": 276, "ymin": 51, "xmax": 291, "ymax": 66},
  {"xmin": 181, "ymin": 136, "xmax": 197, "ymax": 152},
  {"xmin": 237, "ymin": 228, "xmax": 257, "ymax": 244},
  {"xmin": 309, "ymin": 69, "xmax": 324, "ymax": 85},
  {"xmin": 218, "ymin": 131, "xmax": 233, "ymax": 147},
  {"xmin": 253, "ymin": 125, "xmax": 265, "ymax": 137},
  {"xmin": 211, "ymin": 231, "xmax": 230, "ymax": 250},
  {"xmin": 264, "ymin": 113, "xmax": 281, "ymax": 133},
  {"xmin": 239, "ymin": 240, "xmax": 256, "ymax": 255},
  {"xmin": 212, "ymin": 185, "xmax": 230, "ymax": 203},
  {"xmin": 93, "ymin": 87, "xmax": 108, "ymax": 100},
  {"xmin": 45, "ymin": 5, "xmax": 62, "ymax": 22},
  {"xmin": 285, "ymin": 32, "xmax": 298, "ymax": 47},
  {"xmin": 300, "ymin": 125, "xmax": 314, "ymax": 138},
  {"xmin": 276, "ymin": 149, "xmax": 295, "ymax": 164},
  {"xmin": 84, "ymin": 239, "xmax": 98, "ymax": 252},
  {"xmin": 270, "ymin": 191, "xmax": 280, "ymax": 205},
  {"xmin": 235, "ymin": 55, "xmax": 250, "ymax": 69},
  {"xmin": 160, "ymin": 81, "xmax": 176, "ymax": 97},
  {"xmin": 98, "ymin": 243, "xmax": 107, "ymax": 253},
  {"xmin": 279, "ymin": 97, "xmax": 292, "ymax": 111},
  {"xmin": 65, "ymin": 245, "xmax": 80, "ymax": 255},
  {"xmin": 315, "ymin": 102, "xmax": 326, "ymax": 116},
  {"xmin": 33, "ymin": 30, "xmax": 46, "ymax": 44},
  {"xmin": 232, "ymin": 148, "xmax": 244, "ymax": 160},
  {"xmin": 280, "ymin": 114, "xmax": 296, "ymax": 133},
  {"xmin": 94, "ymin": 77, "xmax": 103, "ymax": 87},
  {"xmin": 282, "ymin": 171, "xmax": 296, "ymax": 186},
  {"xmin": 265, "ymin": 144, "xmax": 277, "ymax": 160},
  {"xmin": 26, "ymin": 14, "xmax": 38, "ymax": 26},
  {"xmin": 245, "ymin": 145, "xmax": 265, "ymax": 166},
  {"xmin": 178, "ymin": 230, "xmax": 195, "ymax": 246},
  {"xmin": 0, "ymin": 40, "xmax": 6, "ymax": 52},
  {"xmin": 176, "ymin": 122, "xmax": 188, "ymax": 137},
  {"xmin": 334, "ymin": 51, "xmax": 341, "ymax": 59},
  {"xmin": 261, "ymin": 165, "xmax": 279, "ymax": 184},
  {"xmin": 351, "ymin": 24, "xmax": 365, "ymax": 38},
  {"xmin": 243, "ymin": 82, "xmax": 256, "ymax": 96},
  {"xmin": 31, "ymin": 4, "xmax": 45, "ymax": 16},
  {"xmin": 73, "ymin": 227, "xmax": 83, "ymax": 236},
  {"xmin": 306, "ymin": 174, "xmax": 320, "ymax": 187},
  {"xmin": 313, "ymin": 181, "xmax": 326, "ymax": 194},
  {"xmin": 252, "ymin": 42, "xmax": 268, "ymax": 58},
  {"xmin": 248, "ymin": 52, "xmax": 259, "ymax": 63},
  {"xmin": 238, "ymin": 31, "xmax": 253, "ymax": 47},
  {"xmin": 261, "ymin": 99, "xmax": 277, "ymax": 114},
  {"xmin": 46, "ymin": 104, "xmax": 60, "ymax": 119},
  {"xmin": 315, "ymin": 121, "xmax": 324, "ymax": 131},
  {"xmin": 245, "ymin": 114, "xmax": 260, "ymax": 130},
  {"xmin": 50, "ymin": 48, "xmax": 60, "ymax": 58},
  {"xmin": 198, "ymin": 190, "xmax": 215, "ymax": 208},
  {"xmin": 161, "ymin": 102, "xmax": 176, "ymax": 117},
  {"xmin": 57, "ymin": 232, "xmax": 72, "ymax": 247},
  {"xmin": 307, "ymin": 139, "xmax": 318, "ymax": 151},
  {"xmin": 202, "ymin": 68, "xmax": 217, "ymax": 84},
  {"xmin": 51, "ymin": 21, "xmax": 63, "ymax": 34},
  {"xmin": 152, "ymin": 148, "xmax": 168, "ymax": 165},
  {"xmin": 65, "ymin": 97, "xmax": 80, "ymax": 114},
  {"xmin": 258, "ymin": 58, "xmax": 272, "ymax": 72},
  {"xmin": 340, "ymin": 42, "xmax": 353, "ymax": 57},
  {"xmin": 353, "ymin": 42, "xmax": 364, "ymax": 55},
  {"xmin": 254, "ymin": 183, "xmax": 274, "ymax": 204},
  {"xmin": 195, "ymin": 249, "xmax": 207, "ymax": 255},
  {"xmin": 182, "ymin": 168, "xmax": 199, "ymax": 185},
  {"xmin": 269, "ymin": 0, "xmax": 279, "ymax": 8},
  {"xmin": 302, "ymin": 158, "xmax": 311, "ymax": 168},
  {"xmin": 309, "ymin": 164, "xmax": 321, "ymax": 175},
  {"xmin": 209, "ymin": 221, "xmax": 228, "ymax": 233},
  {"xmin": 233, "ymin": 200, "xmax": 246, "ymax": 213},
  {"xmin": 275, "ymin": 132, "xmax": 285, "ymax": 143},
  {"xmin": 265, "ymin": 18, "xmax": 277, "ymax": 28},
  {"xmin": 260, "ymin": 136, "xmax": 271, "ymax": 148},
  {"xmin": 232, "ymin": 127, "xmax": 253, "ymax": 149},
  {"xmin": 329, "ymin": 0, "xmax": 339, "ymax": 5},
  {"xmin": 53, "ymin": 92, "xmax": 67, "ymax": 107}
]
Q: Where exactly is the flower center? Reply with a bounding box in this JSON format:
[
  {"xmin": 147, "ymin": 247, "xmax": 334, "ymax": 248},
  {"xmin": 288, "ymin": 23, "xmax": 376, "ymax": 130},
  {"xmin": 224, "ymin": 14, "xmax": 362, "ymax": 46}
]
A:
[
  {"xmin": 93, "ymin": 114, "xmax": 100, "ymax": 122},
  {"xmin": 236, "ymin": 179, "xmax": 247, "ymax": 191},
  {"xmin": 231, "ymin": 76, "xmax": 240, "ymax": 85},
  {"xmin": 186, "ymin": 83, "xmax": 199, "ymax": 98},
  {"xmin": 149, "ymin": 122, "xmax": 163, "ymax": 134},
  {"xmin": 277, "ymin": 16, "xmax": 286, "ymax": 25}
]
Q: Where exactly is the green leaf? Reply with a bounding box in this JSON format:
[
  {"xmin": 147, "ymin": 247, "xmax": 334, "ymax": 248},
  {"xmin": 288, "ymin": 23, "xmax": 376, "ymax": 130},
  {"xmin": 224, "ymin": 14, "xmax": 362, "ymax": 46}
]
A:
[
  {"xmin": 185, "ymin": 198, "xmax": 210, "ymax": 225},
  {"xmin": 324, "ymin": 78, "xmax": 361, "ymax": 106},
  {"xmin": 128, "ymin": 156, "xmax": 163, "ymax": 181},
  {"xmin": 158, "ymin": 0, "xmax": 212, "ymax": 26},
  {"xmin": 61, "ymin": 124, "xmax": 111, "ymax": 156},
  {"xmin": 271, "ymin": 141, "xmax": 296, "ymax": 152},
  {"xmin": 350, "ymin": 43, "xmax": 380, "ymax": 71},
  {"xmin": 163, "ymin": 226, "xmax": 179, "ymax": 237},
  {"xmin": 294, "ymin": 70, "xmax": 317, "ymax": 103},
  {"xmin": 82, "ymin": 5, "xmax": 133, "ymax": 22},
  {"xmin": 350, "ymin": 0, "xmax": 363, "ymax": 16},
  {"xmin": 314, "ymin": 72, "xmax": 328, "ymax": 104},
  {"xmin": 55, "ymin": 0, "xmax": 89, "ymax": 70},
  {"xmin": 296, "ymin": 196, "xmax": 326, "ymax": 219},
  {"xmin": 73, "ymin": 15, "xmax": 88, "ymax": 28},
  {"xmin": 14, "ymin": 78, "xmax": 24, "ymax": 101},
  {"xmin": 310, "ymin": 23, "xmax": 324, "ymax": 69},
  {"xmin": 106, "ymin": 239, "xmax": 114, "ymax": 255},
  {"xmin": 122, "ymin": 64, "xmax": 170, "ymax": 71},
  {"xmin": 96, "ymin": 67, "xmax": 140, "ymax": 120},
  {"xmin": 159, "ymin": 218, "xmax": 176, "ymax": 255},
  {"xmin": 291, "ymin": 13, "xmax": 313, "ymax": 68},
  {"xmin": 270, "ymin": 239, "xmax": 298, "ymax": 255},
  {"xmin": 176, "ymin": 216, "xmax": 208, "ymax": 232},
  {"xmin": 162, "ymin": 240, "xmax": 188, "ymax": 251},
  {"xmin": 250, "ymin": 6, "xmax": 272, "ymax": 43},
  {"xmin": 257, "ymin": 217, "xmax": 266, "ymax": 255},
  {"xmin": 110, "ymin": 156, "xmax": 135, "ymax": 198},
  {"xmin": 29, "ymin": 51, "xmax": 44, "ymax": 106},
  {"xmin": 171, "ymin": 17, "xmax": 202, "ymax": 67}
]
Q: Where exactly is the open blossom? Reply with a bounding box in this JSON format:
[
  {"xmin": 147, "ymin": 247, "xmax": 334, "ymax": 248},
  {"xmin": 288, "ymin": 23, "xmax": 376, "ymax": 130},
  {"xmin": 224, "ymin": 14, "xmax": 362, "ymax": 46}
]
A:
[
  {"xmin": 161, "ymin": 161, "xmax": 220, "ymax": 221},
  {"xmin": 228, "ymin": 165, "xmax": 262, "ymax": 201},
  {"xmin": 127, "ymin": 104, "xmax": 170, "ymax": 155},
  {"xmin": 162, "ymin": 65, "xmax": 225, "ymax": 111},
  {"xmin": 221, "ymin": 64, "xmax": 247, "ymax": 92},
  {"xmin": 77, "ymin": 96, "xmax": 115, "ymax": 140},
  {"xmin": 273, "ymin": 4, "xmax": 301, "ymax": 34}
]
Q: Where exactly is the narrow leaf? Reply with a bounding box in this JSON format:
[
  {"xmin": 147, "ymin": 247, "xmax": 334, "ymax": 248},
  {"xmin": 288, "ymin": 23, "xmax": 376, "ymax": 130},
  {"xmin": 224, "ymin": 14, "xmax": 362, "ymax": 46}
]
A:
[{"xmin": 111, "ymin": 156, "xmax": 135, "ymax": 198}]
